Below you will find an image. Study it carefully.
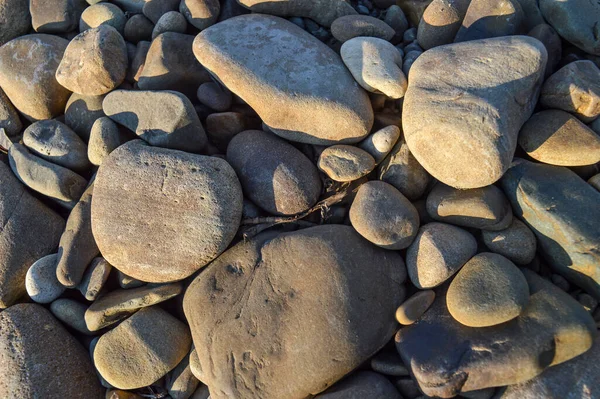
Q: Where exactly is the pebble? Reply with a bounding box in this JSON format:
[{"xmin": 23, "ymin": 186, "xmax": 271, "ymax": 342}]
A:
[
  {"xmin": 0, "ymin": 88, "xmax": 22, "ymax": 137},
  {"xmin": 111, "ymin": 0, "xmax": 145, "ymax": 13},
  {"xmin": 331, "ymin": 15, "xmax": 395, "ymax": 43},
  {"xmin": 25, "ymin": 254, "xmax": 65, "ymax": 304},
  {"xmin": 237, "ymin": 0, "xmax": 357, "ymax": 27},
  {"xmin": 406, "ymin": 222, "xmax": 477, "ymax": 289},
  {"xmin": 417, "ymin": 0, "xmax": 470, "ymax": 50},
  {"xmin": 91, "ymin": 141, "xmax": 243, "ymax": 283},
  {"xmin": 426, "ymin": 183, "xmax": 513, "ymax": 230},
  {"xmin": 589, "ymin": 173, "xmax": 600, "ymax": 191},
  {"xmin": 227, "ymin": 130, "xmax": 321, "ymax": 216},
  {"xmin": 358, "ymin": 125, "xmax": 400, "ymax": 164},
  {"xmin": 117, "ymin": 270, "xmax": 145, "ymax": 289},
  {"xmin": 341, "ymin": 37, "xmax": 407, "ymax": 99},
  {"xmin": 128, "ymin": 40, "xmax": 151, "ymax": 82},
  {"xmin": 454, "ymin": 0, "xmax": 524, "ymax": 43},
  {"xmin": 383, "ymin": 5, "xmax": 408, "ymax": 38},
  {"xmin": 397, "ymin": 0, "xmax": 430, "ymax": 26},
  {"xmin": 196, "ymin": 82, "xmax": 233, "ymax": 112},
  {"xmin": 22, "ymin": 120, "xmax": 90, "ymax": 172},
  {"xmin": 318, "ymin": 145, "xmax": 376, "ymax": 182},
  {"xmin": 78, "ymin": 257, "xmax": 112, "ymax": 301},
  {"xmin": 166, "ymin": 354, "xmax": 200, "ymax": 399},
  {"xmin": 180, "ymin": 0, "xmax": 220, "ymax": 30},
  {"xmin": 143, "ymin": 0, "xmax": 179, "ymax": 24},
  {"xmin": 395, "ymin": 290, "xmax": 435, "ymax": 325},
  {"xmin": 315, "ymin": 371, "xmax": 403, "ymax": 398},
  {"xmin": 402, "ymin": 26, "xmax": 417, "ymax": 42},
  {"xmin": 88, "ymin": 116, "xmax": 127, "ymax": 166},
  {"xmin": 124, "ymin": 14, "xmax": 154, "ymax": 43},
  {"xmin": 0, "ymin": 0, "xmax": 30, "ymax": 46},
  {"xmin": 94, "ymin": 306, "xmax": 192, "ymax": 390},
  {"xmin": 64, "ymin": 93, "xmax": 106, "ymax": 141},
  {"xmin": 205, "ymin": 111, "xmax": 252, "ymax": 150},
  {"xmin": 551, "ymin": 274, "xmax": 570, "ymax": 292},
  {"xmin": 50, "ymin": 298, "xmax": 95, "ymax": 335},
  {"xmin": 152, "ymin": 11, "xmax": 188, "ymax": 40},
  {"xmin": 370, "ymin": 351, "xmax": 409, "ymax": 376},
  {"xmin": 402, "ymin": 49, "xmax": 421, "ymax": 75},
  {"xmin": 540, "ymin": 0, "xmax": 600, "ymax": 55},
  {"xmin": 79, "ymin": 3, "xmax": 127, "ymax": 33},
  {"xmin": 528, "ymin": 23, "xmax": 562, "ymax": 78},
  {"xmin": 350, "ymin": 181, "xmax": 420, "ymax": 250},
  {"xmin": 482, "ymin": 218, "xmax": 537, "ymax": 265},
  {"xmin": 30, "ymin": 0, "xmax": 86, "ymax": 33}
]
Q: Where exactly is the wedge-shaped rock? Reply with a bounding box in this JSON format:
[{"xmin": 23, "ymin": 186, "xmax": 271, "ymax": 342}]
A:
[
  {"xmin": 402, "ymin": 36, "xmax": 547, "ymax": 189},
  {"xmin": 184, "ymin": 225, "xmax": 406, "ymax": 399},
  {"xmin": 193, "ymin": 14, "xmax": 373, "ymax": 145},
  {"xmin": 237, "ymin": 0, "xmax": 356, "ymax": 27},
  {"xmin": 395, "ymin": 270, "xmax": 596, "ymax": 398},
  {"xmin": 500, "ymin": 159, "xmax": 600, "ymax": 299}
]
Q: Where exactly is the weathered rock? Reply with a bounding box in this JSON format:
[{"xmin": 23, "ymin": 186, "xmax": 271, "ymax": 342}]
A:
[
  {"xmin": 395, "ymin": 270, "xmax": 596, "ymax": 398},
  {"xmin": 197, "ymin": 82, "xmax": 232, "ymax": 112},
  {"xmin": 527, "ymin": 23, "xmax": 561, "ymax": 78},
  {"xmin": 78, "ymin": 257, "xmax": 112, "ymax": 301},
  {"xmin": 406, "ymin": 222, "xmax": 477, "ymax": 289},
  {"xmin": 331, "ymin": 15, "xmax": 395, "ymax": 43},
  {"xmin": 143, "ymin": 0, "xmax": 179, "ymax": 23},
  {"xmin": 137, "ymin": 33, "xmax": 211, "ymax": 99},
  {"xmin": 25, "ymin": 254, "xmax": 65, "ymax": 304},
  {"xmin": 590, "ymin": 173, "xmax": 600, "ymax": 191},
  {"xmin": 23, "ymin": 120, "xmax": 90, "ymax": 172},
  {"xmin": 8, "ymin": 143, "xmax": 88, "ymax": 208},
  {"xmin": 318, "ymin": 145, "xmax": 376, "ymax": 182},
  {"xmin": 183, "ymin": 225, "xmax": 406, "ymax": 399},
  {"xmin": 111, "ymin": 0, "xmax": 145, "ymax": 13},
  {"xmin": 426, "ymin": 183, "xmax": 513, "ymax": 230},
  {"xmin": 88, "ymin": 116, "xmax": 126, "ymax": 166},
  {"xmin": 85, "ymin": 282, "xmax": 183, "ymax": 331},
  {"xmin": 227, "ymin": 130, "xmax": 321, "ymax": 216},
  {"xmin": 128, "ymin": 40, "xmax": 151, "ymax": 83},
  {"xmin": 417, "ymin": 0, "xmax": 470, "ymax": 50},
  {"xmin": 350, "ymin": 181, "xmax": 420, "ymax": 249},
  {"xmin": 124, "ymin": 15, "xmax": 153, "ymax": 44},
  {"xmin": 481, "ymin": 218, "xmax": 536, "ymax": 265},
  {"xmin": 91, "ymin": 141, "xmax": 243, "ymax": 282},
  {"xmin": 384, "ymin": 5, "xmax": 409, "ymax": 39},
  {"xmin": 398, "ymin": 0, "xmax": 433, "ymax": 26},
  {"xmin": 152, "ymin": 11, "xmax": 188, "ymax": 39},
  {"xmin": 167, "ymin": 354, "xmax": 201, "ymax": 399},
  {"xmin": 0, "ymin": 34, "xmax": 70, "ymax": 121},
  {"xmin": 103, "ymin": 90, "xmax": 207, "ymax": 152},
  {"xmin": 315, "ymin": 371, "xmax": 403, "ymax": 399},
  {"xmin": 79, "ymin": 3, "xmax": 127, "ymax": 33},
  {"xmin": 540, "ymin": 61, "xmax": 600, "ymax": 120},
  {"xmin": 0, "ymin": 304, "xmax": 103, "ymax": 398},
  {"xmin": 180, "ymin": 0, "xmax": 220, "ymax": 30},
  {"xmin": 194, "ymin": 14, "xmax": 373, "ymax": 145},
  {"xmin": 65, "ymin": 93, "xmax": 106, "ymax": 141},
  {"xmin": 341, "ymin": 37, "xmax": 407, "ymax": 99},
  {"xmin": 378, "ymin": 137, "xmax": 431, "ymax": 200},
  {"xmin": 56, "ymin": 25, "xmax": 128, "ymax": 96},
  {"xmin": 358, "ymin": 125, "xmax": 400, "ymax": 164},
  {"xmin": 205, "ymin": 111, "xmax": 253, "ymax": 150},
  {"xmin": 402, "ymin": 36, "xmax": 547, "ymax": 188},
  {"xmin": 395, "ymin": 290, "xmax": 435, "ymax": 325},
  {"xmin": 50, "ymin": 298, "xmax": 94, "ymax": 335},
  {"xmin": 370, "ymin": 350, "xmax": 410, "ymax": 377},
  {"xmin": 117, "ymin": 270, "xmax": 145, "ymax": 289},
  {"xmin": 94, "ymin": 306, "xmax": 192, "ymax": 389},
  {"xmin": 539, "ymin": 0, "xmax": 600, "ymax": 55},
  {"xmin": 0, "ymin": 0, "xmax": 30, "ymax": 46},
  {"xmin": 237, "ymin": 0, "xmax": 356, "ymax": 27},
  {"xmin": 0, "ymin": 88, "xmax": 21, "ymax": 137},
  {"xmin": 454, "ymin": 0, "xmax": 524, "ymax": 43},
  {"xmin": 518, "ymin": 110, "xmax": 600, "ymax": 166},
  {"xmin": 30, "ymin": 0, "xmax": 87, "ymax": 33},
  {"xmin": 500, "ymin": 159, "xmax": 600, "ymax": 299}
]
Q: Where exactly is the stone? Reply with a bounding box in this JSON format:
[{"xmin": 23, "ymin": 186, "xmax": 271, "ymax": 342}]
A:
[
  {"xmin": 124, "ymin": 14, "xmax": 153, "ymax": 44},
  {"xmin": 378, "ymin": 137, "xmax": 431, "ymax": 201},
  {"xmin": 426, "ymin": 183, "xmax": 513, "ymax": 230},
  {"xmin": 167, "ymin": 354, "xmax": 201, "ymax": 399},
  {"xmin": 370, "ymin": 351, "xmax": 410, "ymax": 377},
  {"xmin": 0, "ymin": 0, "xmax": 30, "ymax": 46},
  {"xmin": 8, "ymin": 143, "xmax": 88, "ymax": 208},
  {"xmin": 395, "ymin": 290, "xmax": 435, "ymax": 325},
  {"xmin": 103, "ymin": 90, "xmax": 208, "ymax": 152},
  {"xmin": 0, "ymin": 304, "xmax": 103, "ymax": 398},
  {"xmin": 94, "ymin": 306, "xmax": 192, "ymax": 390},
  {"xmin": 50, "ymin": 298, "xmax": 94, "ymax": 335},
  {"xmin": 143, "ymin": 0, "xmax": 179, "ymax": 23},
  {"xmin": 358, "ymin": 125, "xmax": 400, "ymax": 164},
  {"xmin": 91, "ymin": 141, "xmax": 243, "ymax": 283},
  {"xmin": 318, "ymin": 145, "xmax": 376, "ymax": 182},
  {"xmin": 517, "ymin": 0, "xmax": 545, "ymax": 31},
  {"xmin": 23, "ymin": 120, "xmax": 90, "ymax": 172},
  {"xmin": 30, "ymin": 0, "xmax": 87, "ymax": 33},
  {"xmin": 152, "ymin": 11, "xmax": 188, "ymax": 40},
  {"xmin": 227, "ymin": 130, "xmax": 321, "ymax": 216},
  {"xmin": 183, "ymin": 225, "xmax": 406, "ymax": 399},
  {"xmin": 331, "ymin": 15, "xmax": 395, "ymax": 43},
  {"xmin": 180, "ymin": 0, "xmax": 220, "ymax": 30},
  {"xmin": 85, "ymin": 282, "xmax": 183, "ymax": 331},
  {"xmin": 117, "ymin": 270, "xmax": 145, "ymax": 289},
  {"xmin": 349, "ymin": 181, "xmax": 420, "ymax": 250},
  {"xmin": 497, "ymin": 334, "xmax": 600, "ymax": 399},
  {"xmin": 56, "ymin": 25, "xmax": 128, "ymax": 96},
  {"xmin": 88, "ymin": 116, "xmax": 127, "ymax": 166},
  {"xmin": 402, "ymin": 50, "xmax": 421, "ymax": 75},
  {"xmin": 137, "ymin": 33, "xmax": 212, "ymax": 99},
  {"xmin": 395, "ymin": 270, "xmax": 596, "ymax": 398},
  {"xmin": 539, "ymin": 0, "xmax": 600, "ymax": 55},
  {"xmin": 194, "ymin": 14, "xmax": 373, "ymax": 145},
  {"xmin": 518, "ymin": 110, "xmax": 600, "ymax": 166},
  {"xmin": 0, "ymin": 88, "xmax": 21, "ymax": 137},
  {"xmin": 527, "ymin": 23, "xmax": 561, "ymax": 78},
  {"xmin": 315, "ymin": 371, "xmax": 403, "ymax": 399},
  {"xmin": 237, "ymin": 0, "xmax": 356, "ymax": 27},
  {"xmin": 79, "ymin": 3, "xmax": 127, "ymax": 33},
  {"xmin": 341, "ymin": 37, "xmax": 407, "ymax": 99},
  {"xmin": 540, "ymin": 61, "xmax": 600, "ymax": 120},
  {"xmin": 111, "ymin": 0, "xmax": 145, "ymax": 13},
  {"xmin": 482, "ymin": 218, "xmax": 536, "ymax": 265},
  {"xmin": 106, "ymin": 390, "xmax": 144, "ymax": 399},
  {"xmin": 78, "ymin": 257, "xmax": 112, "ymax": 301},
  {"xmin": 447, "ymin": 253, "xmax": 530, "ymax": 327},
  {"xmin": 205, "ymin": 112, "xmax": 260, "ymax": 150},
  {"xmin": 65, "ymin": 93, "xmax": 106, "ymax": 141},
  {"xmin": 128, "ymin": 40, "xmax": 151, "ymax": 83},
  {"xmin": 417, "ymin": 0, "xmax": 470, "ymax": 50},
  {"xmin": 454, "ymin": 0, "xmax": 524, "ymax": 43},
  {"xmin": 590, "ymin": 173, "xmax": 600, "ymax": 191},
  {"xmin": 25, "ymin": 254, "xmax": 65, "ymax": 304},
  {"xmin": 0, "ymin": 34, "xmax": 70, "ymax": 121},
  {"xmin": 406, "ymin": 222, "xmax": 478, "ymax": 289},
  {"xmin": 398, "ymin": 0, "xmax": 433, "ymax": 26},
  {"xmin": 219, "ymin": 0, "xmax": 250, "ymax": 21},
  {"xmin": 500, "ymin": 159, "xmax": 600, "ymax": 299},
  {"xmin": 197, "ymin": 82, "xmax": 232, "ymax": 112},
  {"xmin": 402, "ymin": 36, "xmax": 547, "ymax": 189},
  {"xmin": 384, "ymin": 6, "xmax": 409, "ymax": 39}
]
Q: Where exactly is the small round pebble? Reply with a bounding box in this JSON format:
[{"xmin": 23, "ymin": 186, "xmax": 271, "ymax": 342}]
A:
[
  {"xmin": 88, "ymin": 116, "xmax": 125, "ymax": 166},
  {"xmin": 124, "ymin": 14, "xmax": 154, "ymax": 43},
  {"xmin": 358, "ymin": 125, "xmax": 400, "ymax": 164},
  {"xmin": 331, "ymin": 15, "xmax": 395, "ymax": 43},
  {"xmin": 25, "ymin": 254, "xmax": 65, "ymax": 304},
  {"xmin": 482, "ymin": 218, "xmax": 537, "ymax": 265},
  {"xmin": 50, "ymin": 298, "xmax": 95, "ymax": 335},
  {"xmin": 196, "ymin": 82, "xmax": 232, "ymax": 112},
  {"xmin": 447, "ymin": 253, "xmax": 530, "ymax": 328},
  {"xmin": 318, "ymin": 145, "xmax": 376, "ymax": 182},
  {"xmin": 395, "ymin": 290, "xmax": 435, "ymax": 325},
  {"xmin": 370, "ymin": 351, "xmax": 410, "ymax": 376},
  {"xmin": 152, "ymin": 11, "xmax": 187, "ymax": 40},
  {"xmin": 80, "ymin": 3, "xmax": 127, "ymax": 33}
]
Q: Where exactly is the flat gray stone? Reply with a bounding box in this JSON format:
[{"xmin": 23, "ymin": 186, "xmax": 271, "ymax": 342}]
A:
[{"xmin": 25, "ymin": 254, "xmax": 65, "ymax": 304}]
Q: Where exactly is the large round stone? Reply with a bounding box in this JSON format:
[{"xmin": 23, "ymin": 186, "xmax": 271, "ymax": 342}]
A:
[{"xmin": 91, "ymin": 140, "xmax": 243, "ymax": 283}]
